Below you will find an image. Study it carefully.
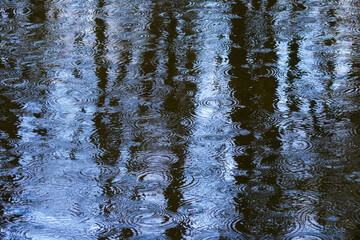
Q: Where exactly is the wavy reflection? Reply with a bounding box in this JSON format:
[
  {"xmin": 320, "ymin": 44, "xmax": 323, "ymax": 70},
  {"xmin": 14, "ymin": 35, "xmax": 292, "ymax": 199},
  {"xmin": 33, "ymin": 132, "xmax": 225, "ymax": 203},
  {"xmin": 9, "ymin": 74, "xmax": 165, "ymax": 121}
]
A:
[{"xmin": 1, "ymin": 0, "xmax": 360, "ymax": 239}]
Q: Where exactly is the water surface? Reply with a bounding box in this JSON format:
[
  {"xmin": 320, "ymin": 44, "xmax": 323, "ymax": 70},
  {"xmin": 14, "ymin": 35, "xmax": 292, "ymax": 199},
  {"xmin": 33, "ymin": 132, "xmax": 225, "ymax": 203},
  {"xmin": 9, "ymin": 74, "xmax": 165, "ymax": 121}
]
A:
[{"xmin": 1, "ymin": 0, "xmax": 360, "ymax": 239}]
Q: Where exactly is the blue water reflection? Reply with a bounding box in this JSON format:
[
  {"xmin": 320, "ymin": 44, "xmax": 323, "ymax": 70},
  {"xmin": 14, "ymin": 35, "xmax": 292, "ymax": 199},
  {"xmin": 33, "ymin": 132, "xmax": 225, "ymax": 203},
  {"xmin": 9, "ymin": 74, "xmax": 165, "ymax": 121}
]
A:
[{"xmin": 1, "ymin": 0, "xmax": 360, "ymax": 239}]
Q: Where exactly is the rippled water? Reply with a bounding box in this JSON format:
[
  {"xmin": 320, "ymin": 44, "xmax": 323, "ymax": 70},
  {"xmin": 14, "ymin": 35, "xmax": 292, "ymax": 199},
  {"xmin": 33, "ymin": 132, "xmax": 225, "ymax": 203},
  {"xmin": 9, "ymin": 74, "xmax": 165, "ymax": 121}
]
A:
[{"xmin": 1, "ymin": 0, "xmax": 360, "ymax": 239}]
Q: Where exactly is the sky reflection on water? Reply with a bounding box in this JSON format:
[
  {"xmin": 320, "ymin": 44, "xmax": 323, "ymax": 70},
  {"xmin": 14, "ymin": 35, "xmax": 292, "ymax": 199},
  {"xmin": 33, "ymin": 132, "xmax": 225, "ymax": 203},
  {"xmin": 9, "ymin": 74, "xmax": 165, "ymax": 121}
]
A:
[{"xmin": 1, "ymin": 0, "xmax": 360, "ymax": 239}]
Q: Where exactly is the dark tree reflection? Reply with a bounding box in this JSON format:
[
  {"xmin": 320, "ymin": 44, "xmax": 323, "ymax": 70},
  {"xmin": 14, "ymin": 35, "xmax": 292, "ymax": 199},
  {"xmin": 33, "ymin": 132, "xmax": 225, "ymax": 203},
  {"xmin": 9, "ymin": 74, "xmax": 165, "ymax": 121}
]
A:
[
  {"xmin": 0, "ymin": 90, "xmax": 22, "ymax": 237},
  {"xmin": 229, "ymin": 0, "xmax": 293, "ymax": 237}
]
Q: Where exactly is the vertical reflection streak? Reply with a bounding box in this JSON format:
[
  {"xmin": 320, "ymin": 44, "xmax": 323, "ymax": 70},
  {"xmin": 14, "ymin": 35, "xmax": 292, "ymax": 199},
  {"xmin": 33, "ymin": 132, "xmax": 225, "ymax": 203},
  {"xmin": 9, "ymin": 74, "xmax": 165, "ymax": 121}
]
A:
[
  {"xmin": 274, "ymin": 1, "xmax": 323, "ymax": 237},
  {"xmin": 6, "ymin": 0, "xmax": 104, "ymax": 238},
  {"xmin": 229, "ymin": 0, "xmax": 298, "ymax": 237},
  {"xmin": 0, "ymin": 90, "xmax": 22, "ymax": 237},
  {"xmin": 182, "ymin": 1, "xmax": 238, "ymax": 238}
]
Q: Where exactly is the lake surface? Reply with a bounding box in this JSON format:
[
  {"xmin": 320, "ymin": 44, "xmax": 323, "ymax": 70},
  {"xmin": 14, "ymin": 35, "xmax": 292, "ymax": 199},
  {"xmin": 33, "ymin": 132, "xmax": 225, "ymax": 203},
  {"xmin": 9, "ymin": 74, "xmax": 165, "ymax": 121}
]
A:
[{"xmin": 1, "ymin": 0, "xmax": 360, "ymax": 239}]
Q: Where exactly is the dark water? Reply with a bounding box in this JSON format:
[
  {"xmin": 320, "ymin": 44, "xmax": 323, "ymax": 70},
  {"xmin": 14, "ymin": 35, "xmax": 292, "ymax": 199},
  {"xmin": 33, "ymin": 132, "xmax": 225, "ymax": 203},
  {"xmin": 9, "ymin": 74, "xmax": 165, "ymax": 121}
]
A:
[{"xmin": 1, "ymin": 0, "xmax": 360, "ymax": 239}]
